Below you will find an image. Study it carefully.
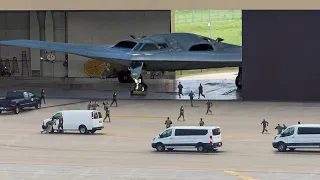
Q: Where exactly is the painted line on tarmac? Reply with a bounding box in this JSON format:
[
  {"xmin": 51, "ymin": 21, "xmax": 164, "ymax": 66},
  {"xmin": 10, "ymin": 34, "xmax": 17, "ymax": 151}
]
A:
[{"xmin": 224, "ymin": 170, "xmax": 260, "ymax": 180}]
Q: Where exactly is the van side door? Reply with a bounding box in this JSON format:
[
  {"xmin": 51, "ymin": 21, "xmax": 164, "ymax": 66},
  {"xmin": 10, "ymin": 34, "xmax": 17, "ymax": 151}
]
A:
[
  {"xmin": 159, "ymin": 128, "xmax": 173, "ymax": 147},
  {"xmin": 296, "ymin": 127, "xmax": 320, "ymax": 148},
  {"xmin": 280, "ymin": 127, "xmax": 296, "ymax": 147}
]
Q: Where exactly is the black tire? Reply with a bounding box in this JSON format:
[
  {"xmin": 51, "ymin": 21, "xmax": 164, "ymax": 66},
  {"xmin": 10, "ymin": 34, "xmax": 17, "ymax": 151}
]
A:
[
  {"xmin": 289, "ymin": 148, "xmax": 295, "ymax": 151},
  {"xmin": 0, "ymin": 110, "xmax": 2, "ymax": 114},
  {"xmin": 156, "ymin": 143, "xmax": 165, "ymax": 152},
  {"xmin": 235, "ymin": 75, "xmax": 242, "ymax": 89},
  {"xmin": 141, "ymin": 83, "xmax": 148, "ymax": 91},
  {"xmin": 90, "ymin": 130, "xmax": 96, "ymax": 134},
  {"xmin": 196, "ymin": 144, "xmax": 205, "ymax": 152},
  {"xmin": 277, "ymin": 142, "xmax": 287, "ymax": 152},
  {"xmin": 167, "ymin": 148, "xmax": 174, "ymax": 151},
  {"xmin": 79, "ymin": 125, "xmax": 87, "ymax": 134},
  {"xmin": 14, "ymin": 105, "xmax": 20, "ymax": 114},
  {"xmin": 35, "ymin": 102, "xmax": 41, "ymax": 109}
]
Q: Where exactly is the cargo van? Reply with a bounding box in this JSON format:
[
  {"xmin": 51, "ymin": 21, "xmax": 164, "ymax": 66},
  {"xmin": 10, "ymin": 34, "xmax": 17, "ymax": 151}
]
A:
[
  {"xmin": 272, "ymin": 124, "xmax": 320, "ymax": 152},
  {"xmin": 151, "ymin": 126, "xmax": 222, "ymax": 152},
  {"xmin": 42, "ymin": 110, "xmax": 104, "ymax": 134}
]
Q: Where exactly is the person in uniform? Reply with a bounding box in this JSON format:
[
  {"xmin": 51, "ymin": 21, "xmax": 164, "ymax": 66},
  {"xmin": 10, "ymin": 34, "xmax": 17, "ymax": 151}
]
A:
[
  {"xmin": 198, "ymin": 83, "xmax": 205, "ymax": 99},
  {"xmin": 189, "ymin": 91, "xmax": 195, "ymax": 107},
  {"xmin": 177, "ymin": 106, "xmax": 185, "ymax": 121},
  {"xmin": 41, "ymin": 119, "xmax": 56, "ymax": 134},
  {"xmin": 199, "ymin": 118, "xmax": 205, "ymax": 126},
  {"xmin": 282, "ymin": 124, "xmax": 287, "ymax": 131},
  {"xmin": 275, "ymin": 124, "xmax": 283, "ymax": 135},
  {"xmin": 165, "ymin": 117, "xmax": 172, "ymax": 128},
  {"xmin": 57, "ymin": 115, "xmax": 64, "ymax": 133},
  {"xmin": 40, "ymin": 89, "xmax": 45, "ymax": 104},
  {"xmin": 110, "ymin": 92, "xmax": 118, "ymax": 107},
  {"xmin": 261, "ymin": 119, "xmax": 269, "ymax": 134},
  {"xmin": 104, "ymin": 107, "xmax": 111, "ymax": 122},
  {"xmin": 87, "ymin": 101, "xmax": 92, "ymax": 110},
  {"xmin": 178, "ymin": 82, "xmax": 183, "ymax": 98},
  {"xmin": 205, "ymin": 100, "xmax": 213, "ymax": 114},
  {"xmin": 91, "ymin": 101, "xmax": 100, "ymax": 110}
]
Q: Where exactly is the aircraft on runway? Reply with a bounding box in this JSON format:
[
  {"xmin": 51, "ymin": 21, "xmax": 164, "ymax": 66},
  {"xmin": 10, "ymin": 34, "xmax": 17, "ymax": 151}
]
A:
[{"xmin": 0, "ymin": 32, "xmax": 242, "ymax": 93}]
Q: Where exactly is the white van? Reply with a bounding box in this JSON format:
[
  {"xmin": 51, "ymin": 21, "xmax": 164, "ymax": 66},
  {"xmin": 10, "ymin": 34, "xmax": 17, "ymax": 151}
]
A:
[
  {"xmin": 272, "ymin": 124, "xmax": 320, "ymax": 152},
  {"xmin": 42, "ymin": 110, "xmax": 104, "ymax": 134},
  {"xmin": 151, "ymin": 126, "xmax": 222, "ymax": 152}
]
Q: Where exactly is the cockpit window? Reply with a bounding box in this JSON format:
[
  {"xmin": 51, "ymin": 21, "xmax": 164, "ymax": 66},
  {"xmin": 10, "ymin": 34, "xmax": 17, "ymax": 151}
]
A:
[
  {"xmin": 140, "ymin": 43, "xmax": 159, "ymax": 51},
  {"xmin": 132, "ymin": 43, "xmax": 143, "ymax": 51}
]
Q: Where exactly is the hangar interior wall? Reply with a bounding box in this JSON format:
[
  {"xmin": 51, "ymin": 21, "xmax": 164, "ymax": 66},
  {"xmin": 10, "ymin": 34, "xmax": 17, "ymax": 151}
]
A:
[
  {"xmin": 0, "ymin": 10, "xmax": 171, "ymax": 78},
  {"xmin": 242, "ymin": 10, "xmax": 320, "ymax": 101}
]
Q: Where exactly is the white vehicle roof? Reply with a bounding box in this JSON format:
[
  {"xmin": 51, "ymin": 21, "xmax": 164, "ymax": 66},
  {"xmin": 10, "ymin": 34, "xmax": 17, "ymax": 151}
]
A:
[
  {"xmin": 289, "ymin": 124, "xmax": 320, "ymax": 128},
  {"xmin": 169, "ymin": 126, "xmax": 220, "ymax": 129}
]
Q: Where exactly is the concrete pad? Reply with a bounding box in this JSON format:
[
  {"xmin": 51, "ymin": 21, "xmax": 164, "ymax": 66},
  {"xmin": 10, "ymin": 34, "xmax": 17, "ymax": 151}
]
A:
[{"xmin": 1, "ymin": 99, "xmax": 320, "ymax": 179}]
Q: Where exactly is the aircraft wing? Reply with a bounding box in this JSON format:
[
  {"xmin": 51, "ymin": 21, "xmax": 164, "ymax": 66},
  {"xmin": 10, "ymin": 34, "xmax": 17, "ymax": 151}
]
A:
[
  {"xmin": 0, "ymin": 40, "xmax": 132, "ymax": 60},
  {"xmin": 0, "ymin": 40, "xmax": 242, "ymax": 70}
]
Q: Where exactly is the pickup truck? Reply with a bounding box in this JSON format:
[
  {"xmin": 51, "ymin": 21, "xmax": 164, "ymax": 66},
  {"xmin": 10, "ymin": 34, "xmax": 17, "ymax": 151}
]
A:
[{"xmin": 0, "ymin": 90, "xmax": 41, "ymax": 114}]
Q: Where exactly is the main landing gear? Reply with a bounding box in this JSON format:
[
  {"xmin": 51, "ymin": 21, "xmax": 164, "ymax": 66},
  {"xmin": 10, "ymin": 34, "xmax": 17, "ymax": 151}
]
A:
[{"xmin": 235, "ymin": 66, "xmax": 242, "ymax": 89}]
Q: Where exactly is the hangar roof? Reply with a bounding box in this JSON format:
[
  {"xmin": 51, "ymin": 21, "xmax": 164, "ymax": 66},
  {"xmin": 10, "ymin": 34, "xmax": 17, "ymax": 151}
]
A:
[{"xmin": 1, "ymin": 0, "xmax": 318, "ymax": 10}]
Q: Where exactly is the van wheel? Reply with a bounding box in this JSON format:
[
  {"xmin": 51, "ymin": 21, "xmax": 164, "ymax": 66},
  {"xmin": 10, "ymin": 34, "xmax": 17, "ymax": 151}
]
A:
[
  {"xmin": 156, "ymin": 143, "xmax": 165, "ymax": 152},
  {"xmin": 277, "ymin": 142, "xmax": 287, "ymax": 152},
  {"xmin": 196, "ymin": 144, "xmax": 205, "ymax": 152},
  {"xmin": 14, "ymin": 105, "xmax": 20, "ymax": 114},
  {"xmin": 0, "ymin": 110, "xmax": 2, "ymax": 114},
  {"xmin": 79, "ymin": 125, "xmax": 87, "ymax": 134}
]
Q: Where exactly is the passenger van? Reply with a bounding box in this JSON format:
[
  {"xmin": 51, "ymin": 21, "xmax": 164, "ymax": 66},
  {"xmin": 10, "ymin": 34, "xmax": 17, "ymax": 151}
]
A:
[
  {"xmin": 272, "ymin": 124, "xmax": 320, "ymax": 152},
  {"xmin": 42, "ymin": 110, "xmax": 104, "ymax": 134},
  {"xmin": 151, "ymin": 126, "xmax": 222, "ymax": 152}
]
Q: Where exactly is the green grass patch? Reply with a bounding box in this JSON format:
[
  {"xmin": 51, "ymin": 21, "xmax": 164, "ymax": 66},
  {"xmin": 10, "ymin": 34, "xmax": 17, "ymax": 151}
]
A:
[{"xmin": 174, "ymin": 10, "xmax": 242, "ymax": 75}]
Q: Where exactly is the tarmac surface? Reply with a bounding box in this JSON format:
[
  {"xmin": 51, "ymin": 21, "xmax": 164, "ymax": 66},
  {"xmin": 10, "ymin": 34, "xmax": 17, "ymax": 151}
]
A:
[
  {"xmin": 1, "ymin": 99, "xmax": 320, "ymax": 179},
  {"xmin": 0, "ymin": 71, "xmax": 241, "ymax": 100}
]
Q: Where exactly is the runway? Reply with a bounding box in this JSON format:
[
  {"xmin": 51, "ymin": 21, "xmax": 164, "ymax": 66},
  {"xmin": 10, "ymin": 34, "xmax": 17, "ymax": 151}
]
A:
[
  {"xmin": 0, "ymin": 71, "xmax": 241, "ymax": 100},
  {"xmin": 1, "ymin": 99, "xmax": 320, "ymax": 179}
]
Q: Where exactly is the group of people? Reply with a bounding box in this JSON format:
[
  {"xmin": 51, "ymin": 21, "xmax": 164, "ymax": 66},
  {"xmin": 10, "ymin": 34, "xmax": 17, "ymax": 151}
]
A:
[
  {"xmin": 165, "ymin": 117, "xmax": 205, "ymax": 128},
  {"xmin": 87, "ymin": 92, "xmax": 118, "ymax": 122},
  {"xmin": 261, "ymin": 119, "xmax": 301, "ymax": 134},
  {"xmin": 164, "ymin": 82, "xmax": 214, "ymax": 129},
  {"xmin": 41, "ymin": 113, "xmax": 64, "ymax": 134},
  {"xmin": 178, "ymin": 82, "xmax": 206, "ymax": 107}
]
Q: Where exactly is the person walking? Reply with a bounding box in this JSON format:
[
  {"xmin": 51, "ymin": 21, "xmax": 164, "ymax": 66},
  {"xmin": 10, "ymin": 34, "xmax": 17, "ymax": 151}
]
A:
[
  {"xmin": 205, "ymin": 100, "xmax": 213, "ymax": 114},
  {"xmin": 40, "ymin": 89, "xmax": 46, "ymax": 104},
  {"xmin": 189, "ymin": 90, "xmax": 195, "ymax": 107},
  {"xmin": 177, "ymin": 106, "xmax": 185, "ymax": 121},
  {"xmin": 178, "ymin": 82, "xmax": 183, "ymax": 98},
  {"xmin": 198, "ymin": 83, "xmax": 205, "ymax": 99},
  {"xmin": 91, "ymin": 101, "xmax": 100, "ymax": 110},
  {"xmin": 199, "ymin": 118, "xmax": 205, "ymax": 126},
  {"xmin": 282, "ymin": 124, "xmax": 287, "ymax": 131},
  {"xmin": 110, "ymin": 92, "xmax": 118, "ymax": 107},
  {"xmin": 261, "ymin": 119, "xmax": 269, "ymax": 134},
  {"xmin": 165, "ymin": 117, "xmax": 172, "ymax": 128},
  {"xmin": 104, "ymin": 107, "xmax": 111, "ymax": 122},
  {"xmin": 87, "ymin": 101, "xmax": 92, "ymax": 110},
  {"xmin": 275, "ymin": 124, "xmax": 283, "ymax": 135},
  {"xmin": 57, "ymin": 115, "xmax": 64, "ymax": 133}
]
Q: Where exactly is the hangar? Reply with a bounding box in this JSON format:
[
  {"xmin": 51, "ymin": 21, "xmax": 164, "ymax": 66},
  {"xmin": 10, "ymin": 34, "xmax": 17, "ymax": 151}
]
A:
[
  {"xmin": 1, "ymin": 0, "xmax": 320, "ymax": 101},
  {"xmin": 0, "ymin": 10, "xmax": 172, "ymax": 78}
]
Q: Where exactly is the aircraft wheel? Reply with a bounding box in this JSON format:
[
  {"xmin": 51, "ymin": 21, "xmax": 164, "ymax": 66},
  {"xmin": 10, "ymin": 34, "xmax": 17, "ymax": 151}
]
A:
[
  {"xmin": 235, "ymin": 75, "xmax": 242, "ymax": 89},
  {"xmin": 141, "ymin": 83, "xmax": 148, "ymax": 91}
]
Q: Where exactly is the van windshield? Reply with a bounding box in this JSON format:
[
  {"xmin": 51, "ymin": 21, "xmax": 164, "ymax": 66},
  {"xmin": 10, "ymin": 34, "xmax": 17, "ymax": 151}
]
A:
[{"xmin": 212, "ymin": 128, "xmax": 220, "ymax": 136}]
